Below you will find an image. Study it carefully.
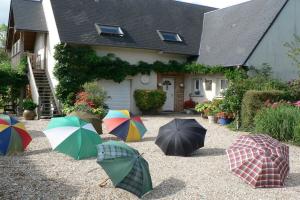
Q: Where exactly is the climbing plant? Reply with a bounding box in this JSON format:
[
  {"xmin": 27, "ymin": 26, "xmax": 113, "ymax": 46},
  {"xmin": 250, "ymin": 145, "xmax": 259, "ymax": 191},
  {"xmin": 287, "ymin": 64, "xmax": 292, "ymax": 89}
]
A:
[{"xmin": 53, "ymin": 44, "xmax": 241, "ymax": 104}]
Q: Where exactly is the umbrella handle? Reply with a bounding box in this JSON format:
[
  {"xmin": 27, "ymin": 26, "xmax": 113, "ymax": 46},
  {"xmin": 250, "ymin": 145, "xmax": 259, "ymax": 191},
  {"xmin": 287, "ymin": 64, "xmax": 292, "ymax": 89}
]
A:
[{"xmin": 99, "ymin": 178, "xmax": 109, "ymax": 187}]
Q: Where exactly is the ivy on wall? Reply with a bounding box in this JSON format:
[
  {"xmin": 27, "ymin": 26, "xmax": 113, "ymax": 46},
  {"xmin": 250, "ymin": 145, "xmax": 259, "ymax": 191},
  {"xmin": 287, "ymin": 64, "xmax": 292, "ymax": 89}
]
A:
[{"xmin": 53, "ymin": 44, "xmax": 243, "ymax": 105}]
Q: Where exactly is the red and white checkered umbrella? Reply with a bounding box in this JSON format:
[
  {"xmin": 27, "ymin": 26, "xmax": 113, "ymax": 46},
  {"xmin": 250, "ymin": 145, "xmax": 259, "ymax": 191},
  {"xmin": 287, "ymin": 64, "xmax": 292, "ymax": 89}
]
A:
[{"xmin": 226, "ymin": 134, "xmax": 289, "ymax": 188}]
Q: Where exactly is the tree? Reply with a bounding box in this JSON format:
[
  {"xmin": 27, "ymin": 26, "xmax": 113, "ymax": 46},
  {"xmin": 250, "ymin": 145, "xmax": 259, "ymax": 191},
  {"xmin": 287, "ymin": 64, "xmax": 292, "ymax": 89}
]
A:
[
  {"xmin": 284, "ymin": 35, "xmax": 300, "ymax": 71},
  {"xmin": 0, "ymin": 24, "xmax": 7, "ymax": 48}
]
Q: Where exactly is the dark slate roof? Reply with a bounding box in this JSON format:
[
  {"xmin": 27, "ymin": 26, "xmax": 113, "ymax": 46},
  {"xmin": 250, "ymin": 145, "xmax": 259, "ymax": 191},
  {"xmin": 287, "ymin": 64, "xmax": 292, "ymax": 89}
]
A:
[
  {"xmin": 50, "ymin": 0, "xmax": 215, "ymax": 56},
  {"xmin": 11, "ymin": 0, "xmax": 47, "ymax": 32},
  {"xmin": 197, "ymin": 0, "xmax": 288, "ymax": 66}
]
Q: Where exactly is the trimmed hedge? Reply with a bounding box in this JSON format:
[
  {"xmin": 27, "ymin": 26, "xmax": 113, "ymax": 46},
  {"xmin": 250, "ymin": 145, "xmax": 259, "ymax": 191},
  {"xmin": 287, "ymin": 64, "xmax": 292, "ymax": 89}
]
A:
[
  {"xmin": 134, "ymin": 89, "xmax": 166, "ymax": 113},
  {"xmin": 254, "ymin": 105, "xmax": 300, "ymax": 144},
  {"xmin": 241, "ymin": 90, "xmax": 287, "ymax": 130}
]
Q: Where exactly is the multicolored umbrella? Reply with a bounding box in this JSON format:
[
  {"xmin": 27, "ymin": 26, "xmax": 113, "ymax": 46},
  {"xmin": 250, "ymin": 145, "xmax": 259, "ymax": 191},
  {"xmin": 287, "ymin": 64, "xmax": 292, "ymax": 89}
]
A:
[
  {"xmin": 97, "ymin": 141, "xmax": 152, "ymax": 198},
  {"xmin": 103, "ymin": 110, "xmax": 147, "ymax": 142},
  {"xmin": 226, "ymin": 134, "xmax": 289, "ymax": 188},
  {"xmin": 43, "ymin": 116, "xmax": 102, "ymax": 160},
  {"xmin": 155, "ymin": 119, "xmax": 206, "ymax": 156},
  {"xmin": 0, "ymin": 114, "xmax": 32, "ymax": 155}
]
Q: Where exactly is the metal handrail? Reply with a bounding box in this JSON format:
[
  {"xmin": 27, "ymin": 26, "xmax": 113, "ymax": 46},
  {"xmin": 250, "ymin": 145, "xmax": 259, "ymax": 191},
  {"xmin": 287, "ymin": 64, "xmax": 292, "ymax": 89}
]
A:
[{"xmin": 27, "ymin": 55, "xmax": 40, "ymax": 119}]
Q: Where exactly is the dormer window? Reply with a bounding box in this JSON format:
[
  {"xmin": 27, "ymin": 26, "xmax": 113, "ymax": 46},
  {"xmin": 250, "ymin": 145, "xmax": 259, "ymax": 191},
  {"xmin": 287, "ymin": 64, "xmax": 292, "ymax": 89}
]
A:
[
  {"xmin": 95, "ymin": 24, "xmax": 124, "ymax": 36},
  {"xmin": 157, "ymin": 30, "xmax": 182, "ymax": 42}
]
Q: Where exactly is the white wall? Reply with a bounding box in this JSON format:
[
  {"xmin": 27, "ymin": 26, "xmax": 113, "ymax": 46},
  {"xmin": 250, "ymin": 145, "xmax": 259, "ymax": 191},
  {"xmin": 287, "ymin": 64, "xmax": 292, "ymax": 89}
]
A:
[
  {"xmin": 93, "ymin": 46, "xmax": 187, "ymax": 113},
  {"xmin": 246, "ymin": 0, "xmax": 300, "ymax": 81},
  {"xmin": 42, "ymin": 0, "xmax": 61, "ymax": 88},
  {"xmin": 184, "ymin": 74, "xmax": 226, "ymax": 103},
  {"xmin": 34, "ymin": 32, "xmax": 46, "ymax": 69}
]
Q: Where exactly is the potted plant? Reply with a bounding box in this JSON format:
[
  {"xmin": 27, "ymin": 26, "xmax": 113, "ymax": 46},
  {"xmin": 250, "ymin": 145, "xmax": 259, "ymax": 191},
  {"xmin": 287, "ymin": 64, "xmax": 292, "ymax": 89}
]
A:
[
  {"xmin": 204, "ymin": 104, "xmax": 218, "ymax": 124},
  {"xmin": 195, "ymin": 101, "xmax": 211, "ymax": 118},
  {"xmin": 216, "ymin": 112, "xmax": 234, "ymax": 125},
  {"xmin": 64, "ymin": 82, "xmax": 108, "ymax": 134},
  {"xmin": 183, "ymin": 99, "xmax": 196, "ymax": 114},
  {"xmin": 23, "ymin": 99, "xmax": 38, "ymax": 120},
  {"xmin": 66, "ymin": 103, "xmax": 107, "ymax": 134}
]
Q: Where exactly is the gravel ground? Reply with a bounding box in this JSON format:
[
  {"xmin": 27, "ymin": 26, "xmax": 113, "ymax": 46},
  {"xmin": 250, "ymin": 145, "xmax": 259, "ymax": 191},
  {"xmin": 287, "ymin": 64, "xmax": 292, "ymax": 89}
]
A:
[{"xmin": 1, "ymin": 115, "xmax": 300, "ymax": 200}]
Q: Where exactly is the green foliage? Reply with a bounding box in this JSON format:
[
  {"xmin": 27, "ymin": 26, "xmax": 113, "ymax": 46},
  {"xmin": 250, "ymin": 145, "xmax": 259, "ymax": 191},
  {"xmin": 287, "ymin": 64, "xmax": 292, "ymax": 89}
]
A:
[
  {"xmin": 222, "ymin": 66, "xmax": 289, "ymax": 129},
  {"xmin": 83, "ymin": 82, "xmax": 108, "ymax": 108},
  {"xmin": 254, "ymin": 105, "xmax": 300, "ymax": 144},
  {"xmin": 284, "ymin": 34, "xmax": 300, "ymax": 71},
  {"xmin": 0, "ymin": 24, "xmax": 7, "ymax": 48},
  {"xmin": 0, "ymin": 53, "xmax": 28, "ymax": 106},
  {"xmin": 134, "ymin": 90, "xmax": 166, "ymax": 113},
  {"xmin": 22, "ymin": 99, "xmax": 38, "ymax": 110},
  {"xmin": 195, "ymin": 101, "xmax": 211, "ymax": 113},
  {"xmin": 241, "ymin": 90, "xmax": 287, "ymax": 130},
  {"xmin": 54, "ymin": 44, "xmax": 232, "ymax": 104},
  {"xmin": 62, "ymin": 103, "xmax": 107, "ymax": 118},
  {"xmin": 293, "ymin": 123, "xmax": 300, "ymax": 145}
]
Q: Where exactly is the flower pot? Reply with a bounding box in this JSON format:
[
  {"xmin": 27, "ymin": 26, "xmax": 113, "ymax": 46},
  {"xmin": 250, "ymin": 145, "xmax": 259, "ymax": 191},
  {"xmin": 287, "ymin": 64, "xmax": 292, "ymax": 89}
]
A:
[
  {"xmin": 218, "ymin": 117, "xmax": 232, "ymax": 125},
  {"xmin": 69, "ymin": 111, "xmax": 103, "ymax": 134},
  {"xmin": 23, "ymin": 110, "xmax": 35, "ymax": 120},
  {"xmin": 208, "ymin": 115, "xmax": 215, "ymax": 124}
]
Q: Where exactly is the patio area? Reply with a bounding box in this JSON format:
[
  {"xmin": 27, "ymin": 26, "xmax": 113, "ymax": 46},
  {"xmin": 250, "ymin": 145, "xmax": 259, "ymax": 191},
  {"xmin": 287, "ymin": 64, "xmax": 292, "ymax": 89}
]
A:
[{"xmin": 1, "ymin": 115, "xmax": 300, "ymax": 200}]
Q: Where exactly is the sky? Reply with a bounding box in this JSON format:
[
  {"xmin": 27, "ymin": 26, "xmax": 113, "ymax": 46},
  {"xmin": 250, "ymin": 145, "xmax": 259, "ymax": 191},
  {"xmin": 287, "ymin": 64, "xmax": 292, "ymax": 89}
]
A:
[{"xmin": 0, "ymin": 0, "xmax": 249, "ymax": 25}]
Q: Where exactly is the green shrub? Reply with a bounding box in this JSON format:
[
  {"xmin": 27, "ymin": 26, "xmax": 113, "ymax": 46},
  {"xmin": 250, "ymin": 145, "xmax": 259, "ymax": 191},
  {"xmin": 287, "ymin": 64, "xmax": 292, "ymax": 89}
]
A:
[
  {"xmin": 241, "ymin": 90, "xmax": 287, "ymax": 130},
  {"xmin": 195, "ymin": 101, "xmax": 211, "ymax": 113},
  {"xmin": 83, "ymin": 82, "xmax": 108, "ymax": 108},
  {"xmin": 254, "ymin": 105, "xmax": 300, "ymax": 142},
  {"xmin": 134, "ymin": 89, "xmax": 166, "ymax": 113},
  {"xmin": 293, "ymin": 123, "xmax": 300, "ymax": 145},
  {"xmin": 23, "ymin": 99, "xmax": 38, "ymax": 110}
]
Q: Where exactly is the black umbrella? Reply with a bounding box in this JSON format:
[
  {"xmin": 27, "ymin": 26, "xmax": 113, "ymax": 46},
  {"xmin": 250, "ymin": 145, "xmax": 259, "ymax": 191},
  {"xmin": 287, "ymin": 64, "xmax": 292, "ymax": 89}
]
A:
[{"xmin": 155, "ymin": 119, "xmax": 206, "ymax": 156}]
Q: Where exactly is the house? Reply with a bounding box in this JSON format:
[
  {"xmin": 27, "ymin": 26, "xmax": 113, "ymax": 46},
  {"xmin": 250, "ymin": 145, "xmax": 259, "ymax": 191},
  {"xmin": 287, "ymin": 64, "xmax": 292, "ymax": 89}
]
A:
[
  {"xmin": 5, "ymin": 0, "xmax": 220, "ymax": 116},
  {"xmin": 6, "ymin": 0, "xmax": 300, "ymax": 117},
  {"xmin": 197, "ymin": 0, "xmax": 300, "ymax": 81}
]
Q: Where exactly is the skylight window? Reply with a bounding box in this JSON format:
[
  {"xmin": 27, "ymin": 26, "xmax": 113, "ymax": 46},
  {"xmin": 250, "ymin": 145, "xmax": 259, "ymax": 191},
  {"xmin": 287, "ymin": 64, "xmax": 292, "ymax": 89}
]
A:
[
  {"xmin": 157, "ymin": 30, "xmax": 182, "ymax": 42},
  {"xmin": 95, "ymin": 24, "xmax": 124, "ymax": 36}
]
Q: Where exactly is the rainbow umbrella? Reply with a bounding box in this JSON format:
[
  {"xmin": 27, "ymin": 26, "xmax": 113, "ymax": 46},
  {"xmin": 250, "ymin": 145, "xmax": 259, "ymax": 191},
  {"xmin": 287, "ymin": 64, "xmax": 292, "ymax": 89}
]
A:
[
  {"xmin": 0, "ymin": 114, "xmax": 32, "ymax": 155},
  {"xmin": 103, "ymin": 110, "xmax": 147, "ymax": 142}
]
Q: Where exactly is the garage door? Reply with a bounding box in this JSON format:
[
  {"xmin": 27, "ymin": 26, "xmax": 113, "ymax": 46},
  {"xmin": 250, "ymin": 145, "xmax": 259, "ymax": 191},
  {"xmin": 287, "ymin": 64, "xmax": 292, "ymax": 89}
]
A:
[{"xmin": 99, "ymin": 80, "xmax": 131, "ymax": 110}]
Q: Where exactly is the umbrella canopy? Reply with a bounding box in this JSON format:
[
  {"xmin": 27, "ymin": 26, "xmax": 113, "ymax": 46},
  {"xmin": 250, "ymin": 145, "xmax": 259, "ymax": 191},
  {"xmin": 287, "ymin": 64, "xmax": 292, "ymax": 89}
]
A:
[
  {"xmin": 226, "ymin": 134, "xmax": 289, "ymax": 188},
  {"xmin": 0, "ymin": 114, "xmax": 32, "ymax": 155},
  {"xmin": 155, "ymin": 118, "xmax": 206, "ymax": 156},
  {"xmin": 97, "ymin": 141, "xmax": 152, "ymax": 198},
  {"xmin": 103, "ymin": 110, "xmax": 147, "ymax": 142},
  {"xmin": 43, "ymin": 116, "xmax": 102, "ymax": 160}
]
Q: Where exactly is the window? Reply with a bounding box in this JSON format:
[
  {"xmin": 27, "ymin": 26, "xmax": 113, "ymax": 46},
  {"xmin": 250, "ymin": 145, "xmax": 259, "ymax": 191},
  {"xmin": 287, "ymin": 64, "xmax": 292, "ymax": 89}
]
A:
[
  {"xmin": 192, "ymin": 78, "xmax": 203, "ymax": 96},
  {"xmin": 205, "ymin": 79, "xmax": 212, "ymax": 91},
  {"xmin": 157, "ymin": 30, "xmax": 182, "ymax": 42},
  {"xmin": 95, "ymin": 24, "xmax": 124, "ymax": 36},
  {"xmin": 221, "ymin": 79, "xmax": 228, "ymax": 90}
]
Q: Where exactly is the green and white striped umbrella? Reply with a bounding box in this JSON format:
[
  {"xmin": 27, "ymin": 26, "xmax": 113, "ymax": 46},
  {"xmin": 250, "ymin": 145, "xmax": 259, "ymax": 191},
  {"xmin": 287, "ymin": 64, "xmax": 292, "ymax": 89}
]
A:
[{"xmin": 43, "ymin": 116, "xmax": 102, "ymax": 160}]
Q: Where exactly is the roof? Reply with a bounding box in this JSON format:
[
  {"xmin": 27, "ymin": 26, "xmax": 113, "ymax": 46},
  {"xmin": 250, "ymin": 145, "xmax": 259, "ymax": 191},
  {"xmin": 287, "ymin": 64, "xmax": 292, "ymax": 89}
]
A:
[
  {"xmin": 50, "ymin": 0, "xmax": 215, "ymax": 56},
  {"xmin": 10, "ymin": 0, "xmax": 47, "ymax": 32},
  {"xmin": 197, "ymin": 0, "xmax": 288, "ymax": 66}
]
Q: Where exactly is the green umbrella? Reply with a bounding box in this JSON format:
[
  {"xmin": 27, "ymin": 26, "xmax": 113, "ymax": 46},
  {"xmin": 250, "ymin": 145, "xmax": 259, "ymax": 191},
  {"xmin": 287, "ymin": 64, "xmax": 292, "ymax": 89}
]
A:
[
  {"xmin": 97, "ymin": 141, "xmax": 152, "ymax": 198},
  {"xmin": 43, "ymin": 116, "xmax": 102, "ymax": 160}
]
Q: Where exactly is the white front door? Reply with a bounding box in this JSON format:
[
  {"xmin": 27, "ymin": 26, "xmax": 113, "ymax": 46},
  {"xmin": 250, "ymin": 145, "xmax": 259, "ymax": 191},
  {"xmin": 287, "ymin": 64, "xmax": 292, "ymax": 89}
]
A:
[{"xmin": 162, "ymin": 78, "xmax": 175, "ymax": 111}]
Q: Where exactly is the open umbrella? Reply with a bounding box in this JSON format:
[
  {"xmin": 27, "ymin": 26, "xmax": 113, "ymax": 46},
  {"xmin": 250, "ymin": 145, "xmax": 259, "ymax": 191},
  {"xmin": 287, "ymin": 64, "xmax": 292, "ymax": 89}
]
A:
[
  {"xmin": 97, "ymin": 140, "xmax": 152, "ymax": 198},
  {"xmin": 103, "ymin": 110, "xmax": 147, "ymax": 142},
  {"xmin": 226, "ymin": 134, "xmax": 289, "ymax": 188},
  {"xmin": 155, "ymin": 118, "xmax": 206, "ymax": 156},
  {"xmin": 0, "ymin": 114, "xmax": 32, "ymax": 155},
  {"xmin": 43, "ymin": 116, "xmax": 102, "ymax": 160}
]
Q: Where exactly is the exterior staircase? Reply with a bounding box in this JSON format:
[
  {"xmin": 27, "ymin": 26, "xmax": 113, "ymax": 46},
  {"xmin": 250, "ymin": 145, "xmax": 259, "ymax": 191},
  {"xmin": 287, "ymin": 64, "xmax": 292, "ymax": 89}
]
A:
[{"xmin": 32, "ymin": 69, "xmax": 60, "ymax": 119}]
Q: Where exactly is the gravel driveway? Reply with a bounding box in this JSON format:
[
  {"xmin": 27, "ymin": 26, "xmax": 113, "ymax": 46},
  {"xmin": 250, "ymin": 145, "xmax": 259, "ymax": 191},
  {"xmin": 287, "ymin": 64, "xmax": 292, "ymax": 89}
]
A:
[{"xmin": 1, "ymin": 115, "xmax": 300, "ymax": 200}]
